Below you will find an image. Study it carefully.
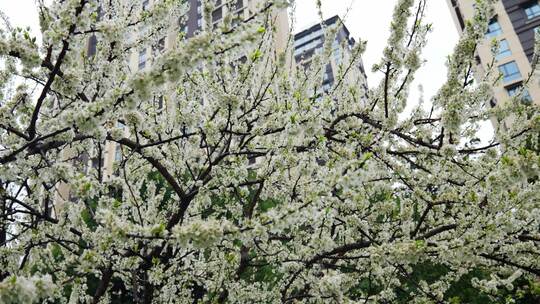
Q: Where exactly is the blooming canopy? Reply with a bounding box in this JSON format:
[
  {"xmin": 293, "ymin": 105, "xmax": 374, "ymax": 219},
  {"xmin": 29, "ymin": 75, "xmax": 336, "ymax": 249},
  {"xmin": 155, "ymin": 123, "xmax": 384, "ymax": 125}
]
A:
[{"xmin": 0, "ymin": 0, "xmax": 539, "ymax": 303}]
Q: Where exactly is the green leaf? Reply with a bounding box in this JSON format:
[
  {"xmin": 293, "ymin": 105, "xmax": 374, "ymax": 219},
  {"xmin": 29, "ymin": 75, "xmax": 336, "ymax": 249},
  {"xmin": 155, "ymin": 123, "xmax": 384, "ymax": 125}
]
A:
[
  {"xmin": 290, "ymin": 113, "xmax": 298, "ymax": 124},
  {"xmin": 151, "ymin": 223, "xmax": 166, "ymax": 236},
  {"xmin": 250, "ymin": 49, "xmax": 262, "ymax": 61}
]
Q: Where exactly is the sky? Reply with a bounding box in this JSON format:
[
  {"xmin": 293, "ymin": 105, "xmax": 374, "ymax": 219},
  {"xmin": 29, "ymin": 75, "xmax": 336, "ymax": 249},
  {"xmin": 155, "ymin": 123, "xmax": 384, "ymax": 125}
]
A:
[
  {"xmin": 0, "ymin": 0, "xmax": 493, "ymax": 141},
  {"xmin": 0, "ymin": 0, "xmax": 40, "ymax": 33},
  {"xmin": 0, "ymin": 0, "xmax": 459, "ymax": 100},
  {"xmin": 293, "ymin": 0, "xmax": 460, "ymax": 110},
  {"xmin": 0, "ymin": 0, "xmax": 479, "ymax": 128}
]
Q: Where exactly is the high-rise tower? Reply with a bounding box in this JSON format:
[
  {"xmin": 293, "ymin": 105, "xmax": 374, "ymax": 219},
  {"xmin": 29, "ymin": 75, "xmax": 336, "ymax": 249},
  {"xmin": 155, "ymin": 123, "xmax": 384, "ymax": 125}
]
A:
[
  {"xmin": 293, "ymin": 15, "xmax": 368, "ymax": 93},
  {"xmin": 447, "ymin": 0, "xmax": 540, "ymax": 107},
  {"xmin": 57, "ymin": 0, "xmax": 290, "ymax": 203}
]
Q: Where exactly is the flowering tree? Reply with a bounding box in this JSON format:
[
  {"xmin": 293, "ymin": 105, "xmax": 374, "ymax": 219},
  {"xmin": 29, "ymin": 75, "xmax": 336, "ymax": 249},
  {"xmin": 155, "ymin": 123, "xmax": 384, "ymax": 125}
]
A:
[{"xmin": 0, "ymin": 0, "xmax": 539, "ymax": 303}]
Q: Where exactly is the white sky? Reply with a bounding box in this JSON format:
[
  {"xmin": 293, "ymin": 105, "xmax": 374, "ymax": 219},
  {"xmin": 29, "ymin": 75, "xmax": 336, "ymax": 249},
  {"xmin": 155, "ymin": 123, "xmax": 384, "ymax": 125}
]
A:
[
  {"xmin": 2, "ymin": 0, "xmax": 492, "ymax": 139},
  {"xmin": 292, "ymin": 0, "xmax": 493, "ymax": 141},
  {"xmin": 0, "ymin": 0, "xmax": 459, "ymax": 100},
  {"xmin": 0, "ymin": 0, "xmax": 40, "ymax": 33},
  {"xmin": 0, "ymin": 0, "xmax": 493, "ymax": 141},
  {"xmin": 293, "ymin": 0, "xmax": 459, "ymax": 108}
]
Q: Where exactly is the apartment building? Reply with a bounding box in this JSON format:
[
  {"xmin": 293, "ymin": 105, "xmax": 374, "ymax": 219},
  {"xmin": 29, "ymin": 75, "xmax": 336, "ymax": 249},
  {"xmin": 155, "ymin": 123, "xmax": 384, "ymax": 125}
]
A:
[
  {"xmin": 447, "ymin": 0, "xmax": 540, "ymax": 107},
  {"xmin": 131, "ymin": 0, "xmax": 290, "ymax": 71},
  {"xmin": 57, "ymin": 0, "xmax": 290, "ymax": 203},
  {"xmin": 61, "ymin": 7, "xmax": 369, "ymax": 205},
  {"xmin": 293, "ymin": 15, "xmax": 368, "ymax": 93}
]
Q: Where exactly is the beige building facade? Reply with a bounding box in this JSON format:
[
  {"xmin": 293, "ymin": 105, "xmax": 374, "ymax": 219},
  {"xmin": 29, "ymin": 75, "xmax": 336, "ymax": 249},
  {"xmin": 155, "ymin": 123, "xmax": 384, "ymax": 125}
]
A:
[
  {"xmin": 447, "ymin": 0, "xmax": 540, "ymax": 107},
  {"xmin": 56, "ymin": 0, "xmax": 290, "ymax": 204}
]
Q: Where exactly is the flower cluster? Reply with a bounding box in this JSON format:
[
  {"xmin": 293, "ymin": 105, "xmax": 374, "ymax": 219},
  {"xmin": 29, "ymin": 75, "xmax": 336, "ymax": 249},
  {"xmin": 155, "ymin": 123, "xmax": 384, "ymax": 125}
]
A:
[{"xmin": 0, "ymin": 0, "xmax": 538, "ymax": 303}]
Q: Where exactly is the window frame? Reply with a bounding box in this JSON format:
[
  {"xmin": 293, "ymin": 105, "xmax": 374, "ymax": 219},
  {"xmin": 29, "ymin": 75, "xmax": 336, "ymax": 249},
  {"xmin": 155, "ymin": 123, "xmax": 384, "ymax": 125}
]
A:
[
  {"xmin": 506, "ymin": 83, "xmax": 533, "ymax": 104},
  {"xmin": 138, "ymin": 49, "xmax": 147, "ymax": 70},
  {"xmin": 234, "ymin": 0, "xmax": 244, "ymax": 11},
  {"xmin": 498, "ymin": 61, "xmax": 522, "ymax": 83},
  {"xmin": 212, "ymin": 7, "xmax": 222, "ymax": 23},
  {"xmin": 486, "ymin": 18, "xmax": 502, "ymax": 38},
  {"xmin": 495, "ymin": 39, "xmax": 512, "ymax": 60},
  {"xmin": 153, "ymin": 37, "xmax": 165, "ymax": 55},
  {"xmin": 524, "ymin": 1, "xmax": 540, "ymax": 19}
]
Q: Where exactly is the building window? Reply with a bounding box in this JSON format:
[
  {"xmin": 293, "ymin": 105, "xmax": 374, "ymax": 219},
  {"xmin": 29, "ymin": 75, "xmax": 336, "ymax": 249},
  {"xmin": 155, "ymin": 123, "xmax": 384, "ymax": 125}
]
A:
[
  {"xmin": 97, "ymin": 6, "xmax": 104, "ymax": 21},
  {"xmin": 230, "ymin": 9, "xmax": 244, "ymax": 27},
  {"xmin": 322, "ymin": 83, "xmax": 332, "ymax": 92},
  {"xmin": 498, "ymin": 61, "xmax": 521, "ymax": 83},
  {"xmin": 294, "ymin": 29, "xmax": 323, "ymax": 48},
  {"xmin": 115, "ymin": 145, "xmax": 122, "ymax": 162},
  {"xmin": 153, "ymin": 37, "xmax": 165, "ymax": 54},
  {"xmin": 235, "ymin": 0, "xmax": 243, "ymax": 11},
  {"xmin": 524, "ymin": 1, "xmax": 540, "ymax": 19},
  {"xmin": 332, "ymin": 40, "xmax": 344, "ymax": 66},
  {"xmin": 180, "ymin": 23, "xmax": 188, "ymax": 34},
  {"xmin": 138, "ymin": 49, "xmax": 147, "ymax": 69},
  {"xmin": 91, "ymin": 156, "xmax": 104, "ymax": 170},
  {"xmin": 522, "ymin": 90, "xmax": 532, "ymax": 104},
  {"xmin": 88, "ymin": 35, "xmax": 97, "ymax": 57},
  {"xmin": 212, "ymin": 7, "xmax": 222, "ymax": 23},
  {"xmin": 486, "ymin": 18, "xmax": 502, "ymax": 38},
  {"xmin": 507, "ymin": 84, "xmax": 533, "ymax": 104},
  {"xmin": 495, "ymin": 39, "xmax": 511, "ymax": 60},
  {"xmin": 507, "ymin": 85, "xmax": 520, "ymax": 97},
  {"xmin": 294, "ymin": 38, "xmax": 322, "ymax": 56},
  {"xmin": 156, "ymin": 95, "xmax": 164, "ymax": 110},
  {"xmin": 323, "ymin": 72, "xmax": 330, "ymax": 81}
]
